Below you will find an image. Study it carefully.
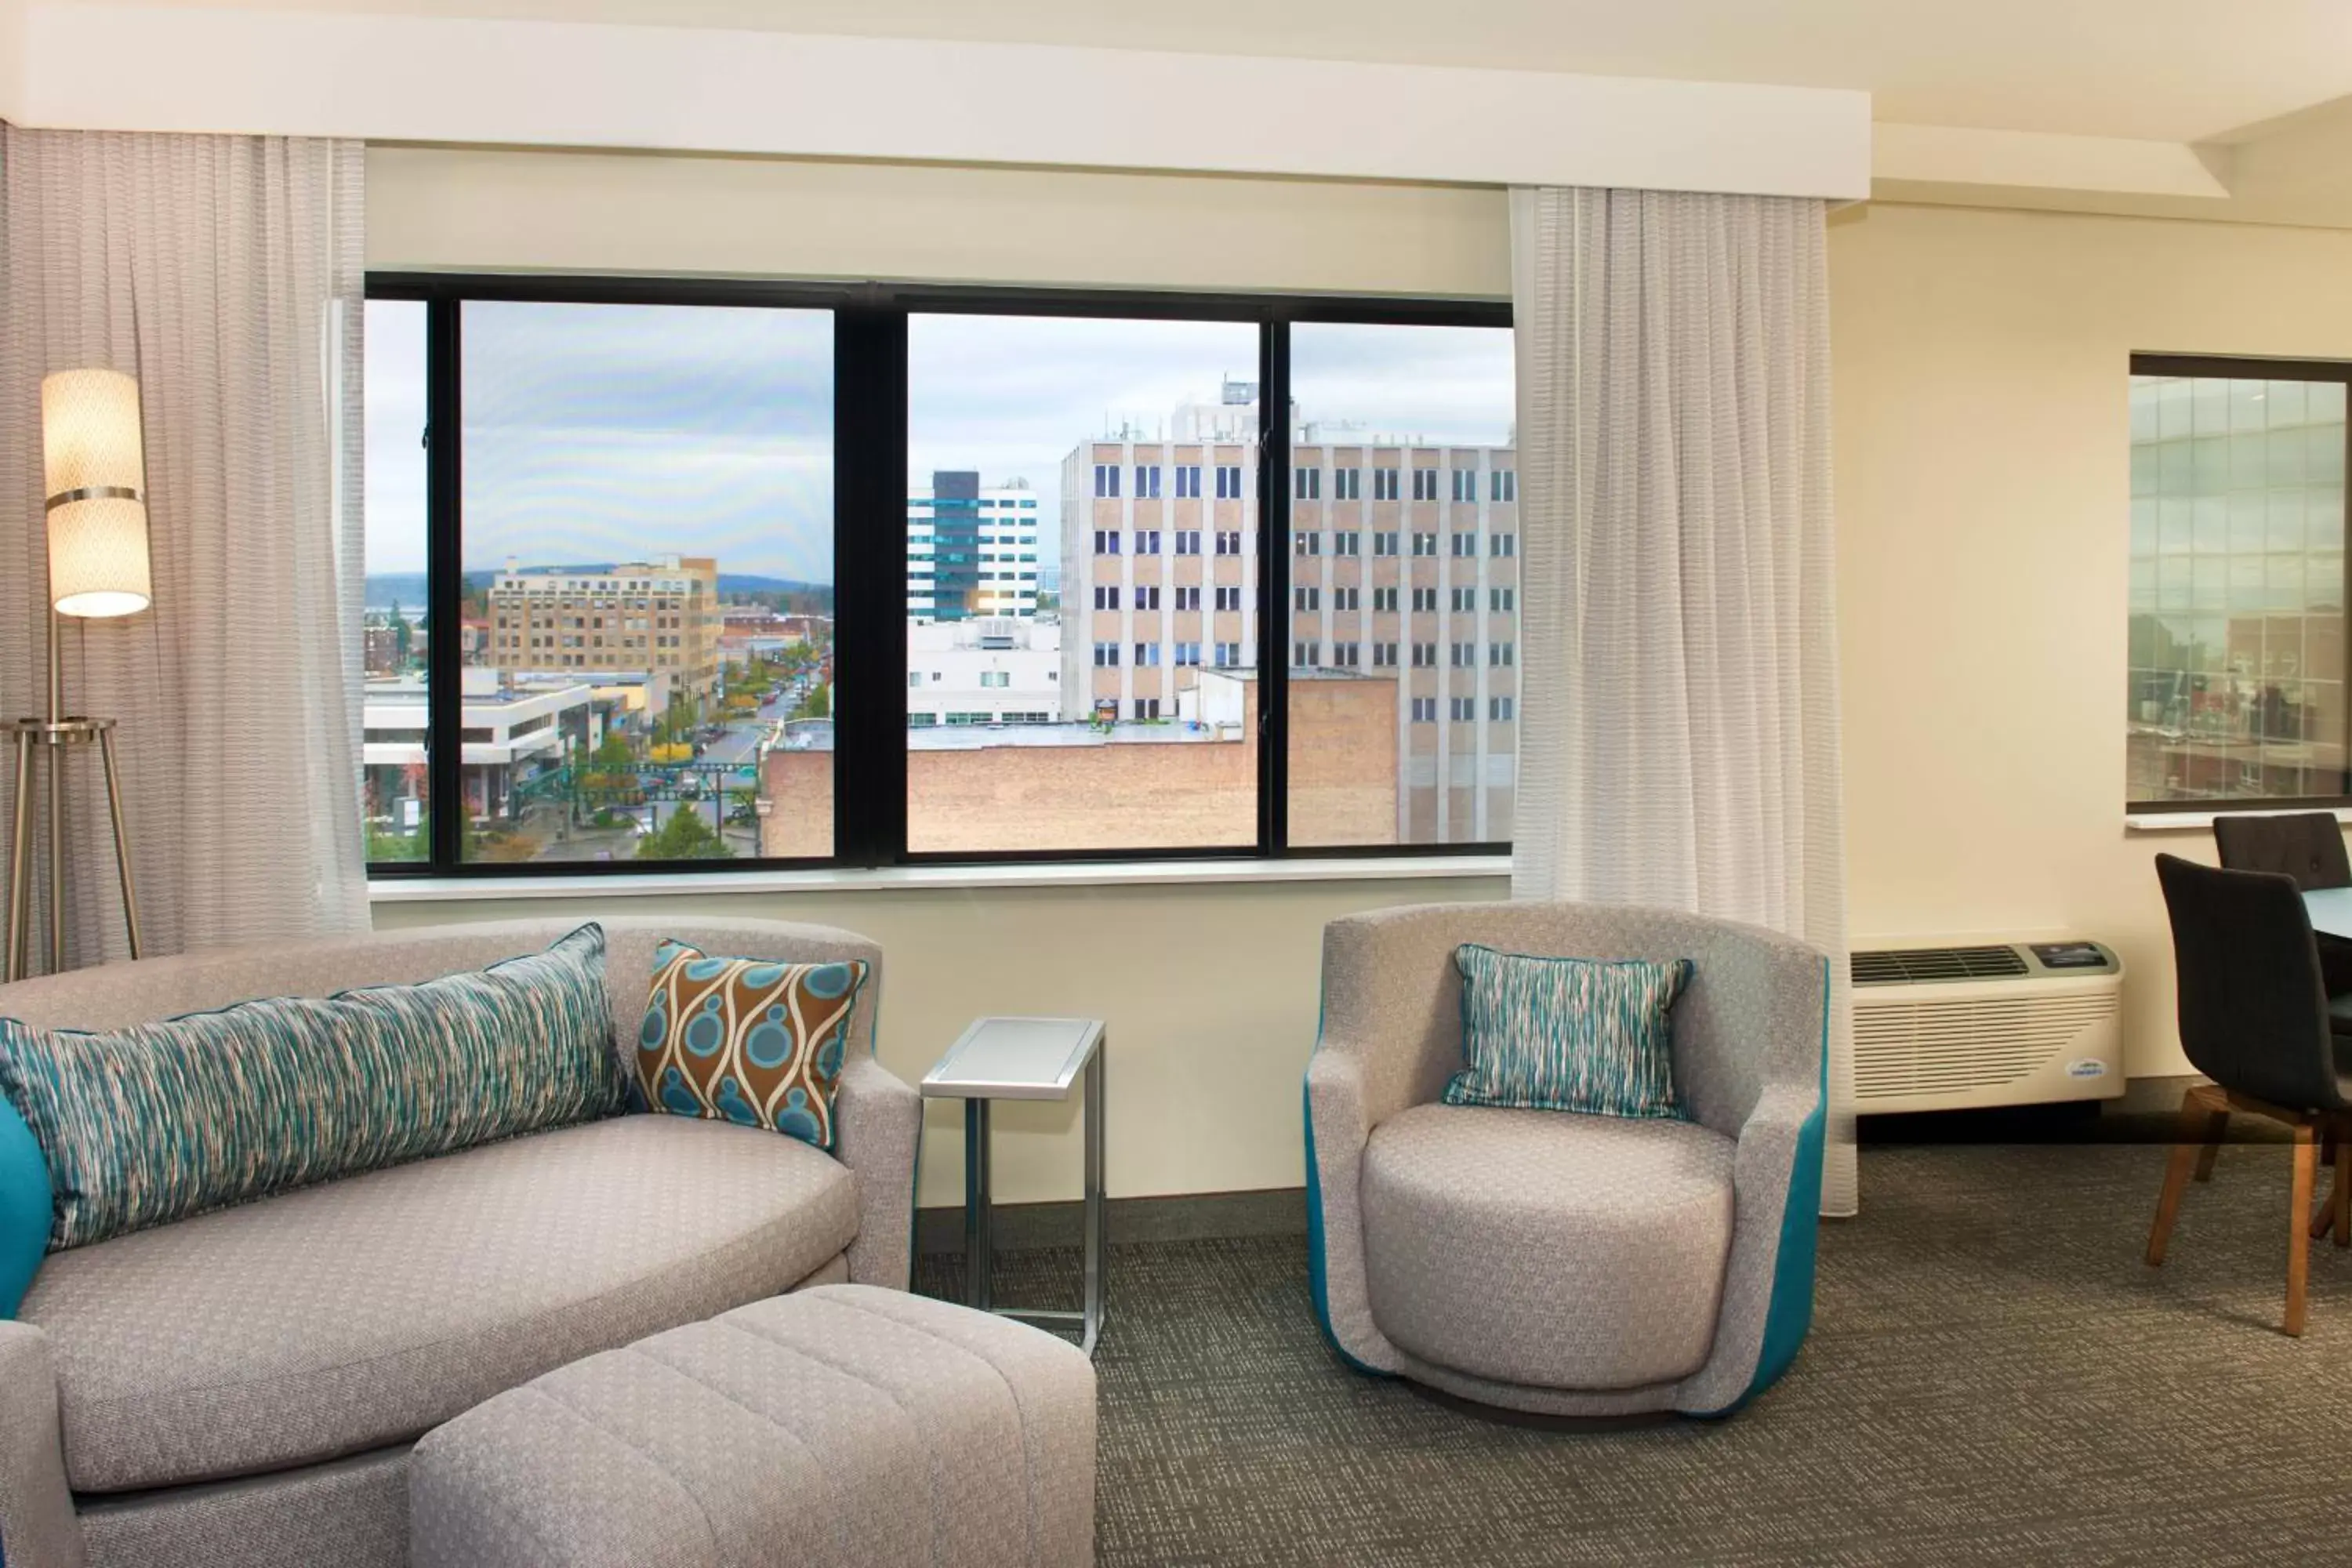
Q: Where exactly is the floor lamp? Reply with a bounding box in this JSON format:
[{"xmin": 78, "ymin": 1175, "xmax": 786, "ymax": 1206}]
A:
[{"xmin": 5, "ymin": 368, "xmax": 150, "ymax": 981}]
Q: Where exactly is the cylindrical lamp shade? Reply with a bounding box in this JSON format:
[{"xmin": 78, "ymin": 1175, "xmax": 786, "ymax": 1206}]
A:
[{"xmin": 42, "ymin": 368, "xmax": 152, "ymax": 619}]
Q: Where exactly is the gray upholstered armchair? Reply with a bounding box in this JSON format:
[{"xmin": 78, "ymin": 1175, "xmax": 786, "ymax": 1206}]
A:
[{"xmin": 1305, "ymin": 902, "xmax": 1830, "ymax": 1419}]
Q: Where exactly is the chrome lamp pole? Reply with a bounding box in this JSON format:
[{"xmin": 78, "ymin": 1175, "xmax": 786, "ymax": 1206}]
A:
[{"xmin": 6, "ymin": 368, "xmax": 152, "ymax": 981}]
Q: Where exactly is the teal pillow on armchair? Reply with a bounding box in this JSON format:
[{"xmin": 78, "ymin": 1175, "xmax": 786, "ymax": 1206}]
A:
[
  {"xmin": 0, "ymin": 1095, "xmax": 50, "ymax": 1316},
  {"xmin": 1442, "ymin": 942, "xmax": 1694, "ymax": 1119}
]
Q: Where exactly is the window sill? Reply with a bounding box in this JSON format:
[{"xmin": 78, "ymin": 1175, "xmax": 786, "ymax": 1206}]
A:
[
  {"xmin": 2124, "ymin": 806, "xmax": 2352, "ymax": 833},
  {"xmin": 366, "ymin": 853, "xmax": 1513, "ymax": 902}
]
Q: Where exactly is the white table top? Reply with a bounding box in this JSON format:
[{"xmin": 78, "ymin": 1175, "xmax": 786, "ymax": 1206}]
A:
[
  {"xmin": 921, "ymin": 1016, "xmax": 1104, "ymax": 1102},
  {"xmin": 2308, "ymin": 887, "xmax": 2352, "ymax": 940}
]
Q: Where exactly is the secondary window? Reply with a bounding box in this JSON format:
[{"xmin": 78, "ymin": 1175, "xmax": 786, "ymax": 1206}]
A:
[{"xmin": 2129, "ymin": 356, "xmax": 2350, "ymax": 808}]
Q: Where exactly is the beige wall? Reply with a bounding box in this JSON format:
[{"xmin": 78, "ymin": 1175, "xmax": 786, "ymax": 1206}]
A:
[
  {"xmin": 372, "ymin": 876, "xmax": 1506, "ymax": 1207},
  {"xmin": 369, "ymin": 143, "xmax": 2352, "ymax": 1195},
  {"xmin": 1831, "ymin": 201, "xmax": 2352, "ymax": 1077}
]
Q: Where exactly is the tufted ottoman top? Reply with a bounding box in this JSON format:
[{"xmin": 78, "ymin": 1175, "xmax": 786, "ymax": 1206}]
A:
[{"xmin": 409, "ymin": 1284, "xmax": 1097, "ymax": 1568}]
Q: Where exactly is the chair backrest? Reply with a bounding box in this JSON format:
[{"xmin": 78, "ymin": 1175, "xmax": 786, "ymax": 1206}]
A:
[
  {"xmin": 2212, "ymin": 812, "xmax": 2352, "ymax": 891},
  {"xmin": 2154, "ymin": 854, "xmax": 2346, "ymax": 1112}
]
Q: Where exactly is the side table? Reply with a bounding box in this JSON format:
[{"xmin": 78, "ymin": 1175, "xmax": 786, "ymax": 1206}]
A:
[{"xmin": 920, "ymin": 1016, "xmax": 1105, "ymax": 1356}]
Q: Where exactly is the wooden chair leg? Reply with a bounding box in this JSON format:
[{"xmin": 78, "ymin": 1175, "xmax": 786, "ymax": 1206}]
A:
[
  {"xmin": 2195, "ymin": 1105, "xmax": 2230, "ymax": 1181},
  {"xmin": 2288, "ymin": 1123, "xmax": 2318, "ymax": 1337},
  {"xmin": 2148, "ymin": 1087, "xmax": 2209, "ymax": 1268}
]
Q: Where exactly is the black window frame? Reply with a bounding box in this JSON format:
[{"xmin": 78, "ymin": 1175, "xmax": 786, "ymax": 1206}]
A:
[
  {"xmin": 366, "ymin": 274, "xmax": 1511, "ymax": 877},
  {"xmin": 2126, "ymin": 351, "xmax": 2352, "ymax": 815}
]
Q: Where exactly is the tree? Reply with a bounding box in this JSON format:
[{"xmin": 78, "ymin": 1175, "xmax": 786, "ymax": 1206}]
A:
[
  {"xmin": 798, "ymin": 682, "xmax": 831, "ymax": 720},
  {"xmin": 636, "ymin": 803, "xmax": 734, "ymax": 861},
  {"xmin": 389, "ymin": 601, "xmax": 414, "ymax": 663},
  {"xmin": 590, "ymin": 733, "xmax": 635, "ymax": 775}
]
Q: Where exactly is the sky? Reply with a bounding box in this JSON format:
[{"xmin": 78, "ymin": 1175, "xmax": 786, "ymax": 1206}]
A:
[{"xmin": 365, "ymin": 303, "xmax": 1516, "ymax": 585}]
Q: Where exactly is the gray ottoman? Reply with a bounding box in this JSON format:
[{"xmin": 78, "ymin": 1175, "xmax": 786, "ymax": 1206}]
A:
[{"xmin": 408, "ymin": 1284, "xmax": 1096, "ymax": 1568}]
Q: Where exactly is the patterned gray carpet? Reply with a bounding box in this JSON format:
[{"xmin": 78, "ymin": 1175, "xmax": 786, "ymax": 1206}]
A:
[{"xmin": 921, "ymin": 1141, "xmax": 2352, "ymax": 1566}]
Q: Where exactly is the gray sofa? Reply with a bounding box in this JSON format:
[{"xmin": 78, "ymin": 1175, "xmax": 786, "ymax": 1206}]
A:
[
  {"xmin": 0, "ymin": 916, "xmax": 922, "ymax": 1568},
  {"xmin": 1305, "ymin": 902, "xmax": 1830, "ymax": 1419}
]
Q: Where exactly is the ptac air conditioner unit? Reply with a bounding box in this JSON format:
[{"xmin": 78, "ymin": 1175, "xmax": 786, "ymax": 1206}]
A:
[{"xmin": 1851, "ymin": 941, "xmax": 2125, "ymax": 1115}]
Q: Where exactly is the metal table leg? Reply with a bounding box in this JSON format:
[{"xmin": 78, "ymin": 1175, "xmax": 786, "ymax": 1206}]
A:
[
  {"xmin": 1080, "ymin": 1047, "xmax": 1106, "ymax": 1356},
  {"xmin": 965, "ymin": 1096, "xmax": 993, "ymax": 1312}
]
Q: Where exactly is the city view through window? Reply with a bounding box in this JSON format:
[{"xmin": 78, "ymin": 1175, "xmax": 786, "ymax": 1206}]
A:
[
  {"xmin": 2128, "ymin": 367, "xmax": 2349, "ymax": 806},
  {"xmin": 362, "ymin": 296, "xmax": 1517, "ymax": 866}
]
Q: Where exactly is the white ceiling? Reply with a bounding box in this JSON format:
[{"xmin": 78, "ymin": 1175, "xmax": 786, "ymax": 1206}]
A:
[{"xmin": 117, "ymin": 0, "xmax": 2352, "ymax": 143}]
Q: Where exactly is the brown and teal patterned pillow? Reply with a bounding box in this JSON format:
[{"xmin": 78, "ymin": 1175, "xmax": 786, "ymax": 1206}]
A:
[
  {"xmin": 1443, "ymin": 943, "xmax": 1694, "ymax": 1120},
  {"xmin": 0, "ymin": 923, "xmax": 623, "ymax": 1251},
  {"xmin": 635, "ymin": 942, "xmax": 869, "ymax": 1149}
]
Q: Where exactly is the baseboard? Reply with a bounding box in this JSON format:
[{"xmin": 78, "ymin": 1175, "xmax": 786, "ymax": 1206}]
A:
[{"xmin": 916, "ymin": 1186, "xmax": 1308, "ymax": 1255}]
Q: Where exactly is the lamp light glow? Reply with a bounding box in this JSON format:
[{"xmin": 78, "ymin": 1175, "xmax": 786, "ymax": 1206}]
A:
[{"xmin": 42, "ymin": 368, "xmax": 152, "ymax": 619}]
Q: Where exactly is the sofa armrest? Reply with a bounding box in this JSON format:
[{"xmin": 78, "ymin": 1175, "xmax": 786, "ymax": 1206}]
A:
[
  {"xmin": 833, "ymin": 1054, "xmax": 922, "ymax": 1291},
  {"xmin": 1303, "ymin": 1047, "xmax": 1404, "ymax": 1375},
  {"xmin": 0, "ymin": 1320, "xmax": 83, "ymax": 1568}
]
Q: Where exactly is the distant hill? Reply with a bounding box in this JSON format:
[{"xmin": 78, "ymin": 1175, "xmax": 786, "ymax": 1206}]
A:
[{"xmin": 365, "ymin": 568, "xmax": 833, "ymax": 609}]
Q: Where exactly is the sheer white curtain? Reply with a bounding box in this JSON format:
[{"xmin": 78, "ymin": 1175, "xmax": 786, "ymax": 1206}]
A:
[
  {"xmin": 0, "ymin": 127, "xmax": 370, "ymax": 968},
  {"xmin": 1508, "ymin": 186, "xmax": 1855, "ymax": 1214}
]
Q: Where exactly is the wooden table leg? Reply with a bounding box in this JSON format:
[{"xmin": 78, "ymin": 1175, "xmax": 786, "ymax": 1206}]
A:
[
  {"xmin": 2148, "ymin": 1087, "xmax": 2209, "ymax": 1268},
  {"xmin": 2288, "ymin": 1122, "xmax": 2318, "ymax": 1337}
]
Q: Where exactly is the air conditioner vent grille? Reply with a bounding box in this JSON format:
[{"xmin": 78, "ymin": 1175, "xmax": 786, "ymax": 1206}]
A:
[
  {"xmin": 1853, "ymin": 994, "xmax": 2122, "ymax": 1100},
  {"xmin": 1851, "ymin": 945, "xmax": 2031, "ymax": 985}
]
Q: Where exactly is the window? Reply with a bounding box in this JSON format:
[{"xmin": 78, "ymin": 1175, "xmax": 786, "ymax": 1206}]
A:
[
  {"xmin": 1451, "ymin": 642, "xmax": 1474, "ymax": 667},
  {"xmin": 374, "ymin": 281, "xmax": 1509, "ymax": 877},
  {"xmin": 1411, "ymin": 532, "xmax": 1438, "ymax": 557},
  {"xmin": 423, "ymin": 297, "xmax": 832, "ymax": 867},
  {"xmin": 1410, "ymin": 697, "xmax": 1437, "ymax": 723},
  {"xmin": 360, "ymin": 299, "xmax": 430, "ymax": 864},
  {"xmin": 1294, "ymin": 531, "xmax": 1321, "ymax": 556},
  {"xmin": 2129, "ymin": 358, "xmax": 2351, "ymax": 807},
  {"xmin": 1452, "ymin": 470, "xmax": 1479, "ymax": 503},
  {"xmin": 1450, "ymin": 696, "xmax": 1476, "ymax": 722},
  {"xmin": 1490, "ymin": 641, "xmax": 1515, "ymax": 667},
  {"xmin": 1450, "ymin": 586, "xmax": 1475, "ymax": 612},
  {"xmin": 1492, "ymin": 469, "xmax": 1517, "ymax": 502},
  {"xmin": 1452, "ymin": 532, "xmax": 1477, "ymax": 557},
  {"xmin": 1490, "ymin": 532, "xmax": 1517, "ymax": 557},
  {"xmin": 1294, "ymin": 586, "xmax": 1320, "ymax": 612},
  {"xmin": 1412, "ymin": 587, "xmax": 1437, "ymax": 613},
  {"xmin": 1491, "ymin": 587, "xmax": 1514, "ymax": 612},
  {"xmin": 1490, "ymin": 696, "xmax": 1515, "ymax": 721}
]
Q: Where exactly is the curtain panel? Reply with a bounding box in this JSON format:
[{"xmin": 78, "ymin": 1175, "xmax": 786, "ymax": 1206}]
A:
[
  {"xmin": 0, "ymin": 126, "xmax": 369, "ymax": 968},
  {"xmin": 1508, "ymin": 185, "xmax": 1855, "ymax": 1214}
]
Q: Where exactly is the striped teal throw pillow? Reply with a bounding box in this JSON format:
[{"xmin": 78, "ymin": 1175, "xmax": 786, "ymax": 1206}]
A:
[
  {"xmin": 0, "ymin": 923, "xmax": 623, "ymax": 1252},
  {"xmin": 1443, "ymin": 943, "xmax": 1694, "ymax": 1119}
]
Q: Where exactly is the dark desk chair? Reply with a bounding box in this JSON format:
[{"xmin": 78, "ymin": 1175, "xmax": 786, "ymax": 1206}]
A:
[
  {"xmin": 2213, "ymin": 812, "xmax": 2352, "ymax": 1009},
  {"xmin": 2149, "ymin": 853, "xmax": 2352, "ymax": 1335}
]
